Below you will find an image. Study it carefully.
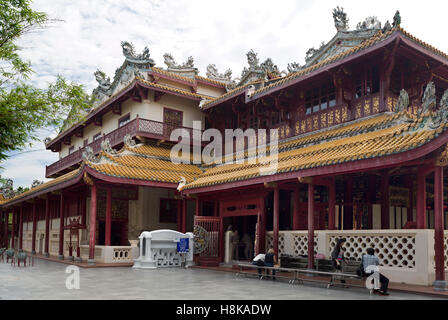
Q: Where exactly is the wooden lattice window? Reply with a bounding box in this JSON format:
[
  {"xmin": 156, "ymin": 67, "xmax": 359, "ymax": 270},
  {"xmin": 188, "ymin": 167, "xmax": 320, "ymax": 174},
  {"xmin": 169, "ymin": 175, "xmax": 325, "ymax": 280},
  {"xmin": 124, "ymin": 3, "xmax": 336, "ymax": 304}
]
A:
[
  {"xmin": 355, "ymin": 66, "xmax": 380, "ymax": 99},
  {"xmin": 305, "ymin": 82, "xmax": 336, "ymax": 115}
]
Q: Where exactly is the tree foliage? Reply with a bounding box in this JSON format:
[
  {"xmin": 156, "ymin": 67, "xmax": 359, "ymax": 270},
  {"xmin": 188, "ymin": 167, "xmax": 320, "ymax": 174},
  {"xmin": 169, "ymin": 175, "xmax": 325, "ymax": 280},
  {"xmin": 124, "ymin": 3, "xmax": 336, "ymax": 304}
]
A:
[{"xmin": 0, "ymin": 0, "xmax": 92, "ymax": 162}]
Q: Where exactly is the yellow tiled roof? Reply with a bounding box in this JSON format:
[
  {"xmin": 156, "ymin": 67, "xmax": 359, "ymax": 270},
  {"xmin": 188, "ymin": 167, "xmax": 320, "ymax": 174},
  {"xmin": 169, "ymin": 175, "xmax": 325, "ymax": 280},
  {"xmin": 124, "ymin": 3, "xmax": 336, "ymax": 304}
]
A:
[
  {"xmin": 151, "ymin": 67, "xmax": 196, "ymax": 84},
  {"xmin": 183, "ymin": 112, "xmax": 446, "ymax": 190},
  {"xmin": 136, "ymin": 77, "xmax": 212, "ymax": 100},
  {"xmin": 0, "ymin": 169, "xmax": 82, "ymax": 206},
  {"xmin": 85, "ymin": 143, "xmax": 203, "ymax": 185}
]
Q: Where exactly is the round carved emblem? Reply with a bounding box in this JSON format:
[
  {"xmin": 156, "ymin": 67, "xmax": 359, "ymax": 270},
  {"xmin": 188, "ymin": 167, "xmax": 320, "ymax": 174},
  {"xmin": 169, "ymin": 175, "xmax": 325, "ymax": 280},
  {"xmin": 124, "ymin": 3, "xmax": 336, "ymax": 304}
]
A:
[{"xmin": 193, "ymin": 225, "xmax": 209, "ymax": 254}]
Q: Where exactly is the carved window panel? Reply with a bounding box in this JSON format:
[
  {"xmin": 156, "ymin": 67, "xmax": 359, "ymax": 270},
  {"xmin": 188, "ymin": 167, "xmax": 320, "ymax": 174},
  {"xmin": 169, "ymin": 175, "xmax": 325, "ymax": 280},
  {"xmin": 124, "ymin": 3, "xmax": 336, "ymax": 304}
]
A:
[
  {"xmin": 163, "ymin": 108, "xmax": 183, "ymax": 127},
  {"xmin": 356, "ymin": 103, "xmax": 362, "ymax": 119},
  {"xmin": 364, "ymin": 100, "xmax": 371, "ymax": 116},
  {"xmin": 313, "ymin": 115, "xmax": 318, "ymax": 130},
  {"xmin": 320, "ymin": 113, "xmax": 327, "ymax": 128},
  {"xmin": 342, "ymin": 107, "xmax": 348, "ymax": 122},
  {"xmin": 335, "ymin": 109, "xmax": 341, "ymax": 124},
  {"xmin": 373, "ymin": 96, "xmax": 380, "ymax": 114}
]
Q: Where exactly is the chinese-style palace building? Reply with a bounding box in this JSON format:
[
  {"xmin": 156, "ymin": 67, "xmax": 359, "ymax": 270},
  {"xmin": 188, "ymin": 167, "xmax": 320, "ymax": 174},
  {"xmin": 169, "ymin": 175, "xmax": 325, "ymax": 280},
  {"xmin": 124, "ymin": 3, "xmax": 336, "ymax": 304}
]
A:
[{"xmin": 1, "ymin": 8, "xmax": 448, "ymax": 288}]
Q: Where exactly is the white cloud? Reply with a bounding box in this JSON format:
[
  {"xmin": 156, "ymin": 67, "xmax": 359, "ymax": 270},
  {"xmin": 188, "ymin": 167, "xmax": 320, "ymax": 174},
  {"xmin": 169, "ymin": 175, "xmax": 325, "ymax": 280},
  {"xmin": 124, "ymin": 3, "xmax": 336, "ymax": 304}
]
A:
[{"xmin": 3, "ymin": 0, "xmax": 448, "ymax": 187}]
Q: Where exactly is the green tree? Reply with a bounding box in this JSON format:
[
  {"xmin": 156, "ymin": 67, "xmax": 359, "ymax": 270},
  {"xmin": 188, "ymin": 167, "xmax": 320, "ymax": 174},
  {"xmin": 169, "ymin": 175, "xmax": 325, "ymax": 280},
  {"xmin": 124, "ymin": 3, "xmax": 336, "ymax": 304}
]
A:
[{"xmin": 0, "ymin": 0, "xmax": 92, "ymax": 162}]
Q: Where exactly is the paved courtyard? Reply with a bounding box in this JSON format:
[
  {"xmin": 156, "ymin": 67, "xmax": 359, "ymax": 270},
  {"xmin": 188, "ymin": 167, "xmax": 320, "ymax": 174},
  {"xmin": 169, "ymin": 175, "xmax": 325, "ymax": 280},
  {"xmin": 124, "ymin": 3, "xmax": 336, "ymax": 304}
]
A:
[{"xmin": 0, "ymin": 259, "xmax": 444, "ymax": 300}]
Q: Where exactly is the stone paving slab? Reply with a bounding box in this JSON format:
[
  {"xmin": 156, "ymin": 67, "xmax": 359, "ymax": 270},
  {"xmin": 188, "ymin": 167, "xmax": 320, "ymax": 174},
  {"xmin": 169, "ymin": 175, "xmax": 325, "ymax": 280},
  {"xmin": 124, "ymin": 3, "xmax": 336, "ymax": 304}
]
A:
[{"xmin": 0, "ymin": 259, "xmax": 444, "ymax": 300}]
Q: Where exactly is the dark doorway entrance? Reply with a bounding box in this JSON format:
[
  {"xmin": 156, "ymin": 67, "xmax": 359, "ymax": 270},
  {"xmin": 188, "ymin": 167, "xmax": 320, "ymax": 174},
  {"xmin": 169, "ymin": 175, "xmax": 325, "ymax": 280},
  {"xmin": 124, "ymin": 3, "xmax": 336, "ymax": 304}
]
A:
[{"xmin": 98, "ymin": 221, "xmax": 127, "ymax": 246}]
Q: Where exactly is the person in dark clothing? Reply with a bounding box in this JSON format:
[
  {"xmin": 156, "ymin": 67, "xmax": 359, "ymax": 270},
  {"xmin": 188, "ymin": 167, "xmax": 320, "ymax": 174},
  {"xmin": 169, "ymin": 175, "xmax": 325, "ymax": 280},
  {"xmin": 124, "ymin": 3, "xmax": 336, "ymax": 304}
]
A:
[
  {"xmin": 264, "ymin": 248, "xmax": 277, "ymax": 280},
  {"xmin": 363, "ymin": 247, "xmax": 390, "ymax": 296},
  {"xmin": 331, "ymin": 238, "xmax": 347, "ymax": 284}
]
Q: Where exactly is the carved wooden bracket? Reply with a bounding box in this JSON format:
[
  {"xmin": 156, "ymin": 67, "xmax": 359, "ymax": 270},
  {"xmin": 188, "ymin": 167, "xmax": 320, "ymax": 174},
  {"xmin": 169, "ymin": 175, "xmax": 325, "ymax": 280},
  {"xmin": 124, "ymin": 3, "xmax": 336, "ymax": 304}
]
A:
[
  {"xmin": 435, "ymin": 145, "xmax": 448, "ymax": 167},
  {"xmin": 298, "ymin": 176, "xmax": 313, "ymax": 184},
  {"xmin": 83, "ymin": 172, "xmax": 94, "ymax": 186}
]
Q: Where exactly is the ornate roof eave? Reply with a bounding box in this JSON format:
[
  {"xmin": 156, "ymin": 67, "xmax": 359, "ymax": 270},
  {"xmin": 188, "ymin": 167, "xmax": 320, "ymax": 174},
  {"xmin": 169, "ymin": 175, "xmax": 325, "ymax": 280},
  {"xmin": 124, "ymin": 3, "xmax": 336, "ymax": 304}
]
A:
[
  {"xmin": 182, "ymin": 124, "xmax": 448, "ymax": 196},
  {"xmin": 304, "ymin": 28, "xmax": 381, "ymax": 67},
  {"xmin": 0, "ymin": 168, "xmax": 84, "ymax": 208},
  {"xmin": 46, "ymin": 78, "xmax": 212, "ymax": 149}
]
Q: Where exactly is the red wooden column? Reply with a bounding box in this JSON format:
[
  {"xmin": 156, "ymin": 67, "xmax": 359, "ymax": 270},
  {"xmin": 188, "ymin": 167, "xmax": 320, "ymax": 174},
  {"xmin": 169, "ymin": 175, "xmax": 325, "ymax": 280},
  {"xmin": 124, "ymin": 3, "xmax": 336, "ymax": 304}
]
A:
[
  {"xmin": 214, "ymin": 200, "xmax": 219, "ymax": 217},
  {"xmin": 10, "ymin": 208, "xmax": 15, "ymax": 249},
  {"xmin": 182, "ymin": 199, "xmax": 187, "ymax": 233},
  {"xmin": 32, "ymin": 200, "xmax": 37, "ymax": 254},
  {"xmin": 195, "ymin": 198, "xmax": 201, "ymax": 217},
  {"xmin": 105, "ymin": 188, "xmax": 112, "ymax": 246},
  {"xmin": 343, "ymin": 177, "xmax": 353, "ymax": 229},
  {"xmin": 380, "ymin": 171, "xmax": 390, "ymax": 229},
  {"xmin": 44, "ymin": 196, "xmax": 50, "ymax": 257},
  {"xmin": 258, "ymin": 196, "xmax": 266, "ymax": 255},
  {"xmin": 177, "ymin": 199, "xmax": 182, "ymax": 232},
  {"xmin": 292, "ymin": 185, "xmax": 301, "ymax": 230},
  {"xmin": 3, "ymin": 211, "xmax": 8, "ymax": 248},
  {"xmin": 273, "ymin": 187, "xmax": 280, "ymax": 257},
  {"xmin": 88, "ymin": 183, "xmax": 97, "ymax": 263},
  {"xmin": 19, "ymin": 205, "xmax": 23, "ymax": 250},
  {"xmin": 81, "ymin": 191, "xmax": 87, "ymax": 226},
  {"xmin": 58, "ymin": 193, "xmax": 65, "ymax": 259},
  {"xmin": 406, "ymin": 176, "xmax": 414, "ymax": 223},
  {"xmin": 367, "ymin": 175, "xmax": 376, "ymax": 229},
  {"xmin": 416, "ymin": 168, "xmax": 427, "ymax": 229},
  {"xmin": 307, "ymin": 183, "xmax": 315, "ymax": 269},
  {"xmin": 328, "ymin": 178, "xmax": 336, "ymax": 230},
  {"xmin": 0, "ymin": 210, "xmax": 2, "ymax": 247},
  {"xmin": 433, "ymin": 166, "xmax": 446, "ymax": 289}
]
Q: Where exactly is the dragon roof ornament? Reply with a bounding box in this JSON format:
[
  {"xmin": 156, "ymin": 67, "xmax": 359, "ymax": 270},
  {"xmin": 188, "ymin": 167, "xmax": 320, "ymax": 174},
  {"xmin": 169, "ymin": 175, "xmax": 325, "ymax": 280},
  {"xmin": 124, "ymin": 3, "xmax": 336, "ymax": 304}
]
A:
[
  {"xmin": 206, "ymin": 64, "xmax": 232, "ymax": 83},
  {"xmin": 356, "ymin": 16, "xmax": 382, "ymax": 31},
  {"xmin": 91, "ymin": 41, "xmax": 154, "ymax": 106},
  {"xmin": 163, "ymin": 53, "xmax": 198, "ymax": 78},
  {"xmin": 82, "ymin": 146, "xmax": 100, "ymax": 163},
  {"xmin": 237, "ymin": 50, "xmax": 281, "ymax": 87},
  {"xmin": 333, "ymin": 6, "xmax": 349, "ymax": 31},
  {"xmin": 101, "ymin": 138, "xmax": 118, "ymax": 155}
]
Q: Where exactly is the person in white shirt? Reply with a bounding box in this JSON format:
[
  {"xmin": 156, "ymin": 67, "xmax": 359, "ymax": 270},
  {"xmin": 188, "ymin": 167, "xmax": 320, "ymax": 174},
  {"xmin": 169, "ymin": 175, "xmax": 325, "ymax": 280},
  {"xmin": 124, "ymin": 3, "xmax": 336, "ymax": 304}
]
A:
[{"xmin": 252, "ymin": 253, "xmax": 266, "ymax": 278}]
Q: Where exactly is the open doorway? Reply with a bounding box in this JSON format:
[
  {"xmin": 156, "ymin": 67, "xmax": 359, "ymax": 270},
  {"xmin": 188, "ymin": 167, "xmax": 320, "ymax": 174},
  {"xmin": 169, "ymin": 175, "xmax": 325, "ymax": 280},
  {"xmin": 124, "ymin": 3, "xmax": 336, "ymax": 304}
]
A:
[
  {"xmin": 98, "ymin": 220, "xmax": 128, "ymax": 246},
  {"xmin": 223, "ymin": 215, "xmax": 257, "ymax": 261}
]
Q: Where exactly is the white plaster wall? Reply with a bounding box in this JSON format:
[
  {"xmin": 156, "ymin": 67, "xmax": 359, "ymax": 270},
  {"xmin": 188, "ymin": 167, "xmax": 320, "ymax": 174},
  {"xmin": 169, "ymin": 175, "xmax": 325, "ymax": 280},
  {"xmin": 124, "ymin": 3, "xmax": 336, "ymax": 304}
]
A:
[
  {"xmin": 59, "ymin": 90, "xmax": 204, "ymax": 157},
  {"xmin": 196, "ymin": 84, "xmax": 225, "ymax": 98}
]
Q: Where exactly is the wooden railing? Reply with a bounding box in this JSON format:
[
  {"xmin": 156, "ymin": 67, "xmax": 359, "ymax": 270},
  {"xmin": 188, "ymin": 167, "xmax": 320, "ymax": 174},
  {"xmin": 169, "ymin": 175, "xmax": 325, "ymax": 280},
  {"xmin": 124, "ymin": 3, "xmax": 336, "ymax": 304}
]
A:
[{"xmin": 45, "ymin": 118, "xmax": 202, "ymax": 178}]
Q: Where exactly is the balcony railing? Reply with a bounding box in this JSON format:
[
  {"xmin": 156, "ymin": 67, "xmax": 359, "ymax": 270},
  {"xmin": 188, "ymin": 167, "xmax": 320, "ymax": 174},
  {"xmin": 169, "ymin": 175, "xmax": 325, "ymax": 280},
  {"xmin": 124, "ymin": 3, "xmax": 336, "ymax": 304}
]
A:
[{"xmin": 45, "ymin": 117, "xmax": 202, "ymax": 178}]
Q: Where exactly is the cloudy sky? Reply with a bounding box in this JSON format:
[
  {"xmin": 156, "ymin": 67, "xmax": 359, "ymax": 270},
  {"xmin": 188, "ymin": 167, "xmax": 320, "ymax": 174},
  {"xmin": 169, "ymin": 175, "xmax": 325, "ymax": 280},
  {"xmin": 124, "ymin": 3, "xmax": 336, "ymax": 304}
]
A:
[{"xmin": 2, "ymin": 0, "xmax": 448, "ymax": 188}]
